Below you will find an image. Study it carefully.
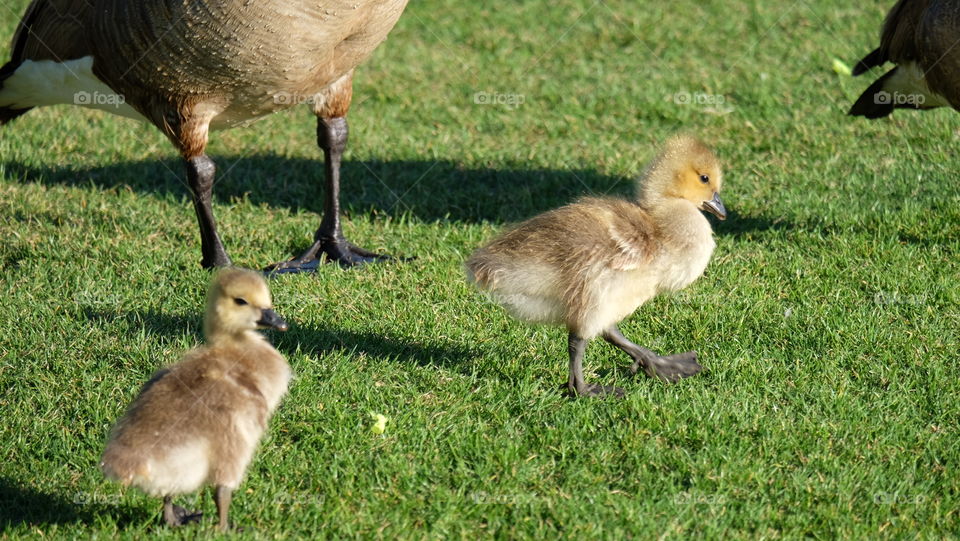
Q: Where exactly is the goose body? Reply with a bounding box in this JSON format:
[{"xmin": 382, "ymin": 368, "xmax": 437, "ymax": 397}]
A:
[
  {"xmin": 101, "ymin": 268, "xmax": 290, "ymax": 530},
  {"xmin": 3, "ymin": 0, "xmax": 404, "ymax": 128},
  {"xmin": 467, "ymin": 136, "xmax": 725, "ymax": 398},
  {"xmin": 0, "ymin": 0, "xmax": 408, "ymax": 269},
  {"xmin": 849, "ymin": 0, "xmax": 959, "ymax": 118}
]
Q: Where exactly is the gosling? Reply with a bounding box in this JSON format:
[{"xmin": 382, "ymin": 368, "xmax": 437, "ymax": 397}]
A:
[
  {"xmin": 100, "ymin": 268, "xmax": 291, "ymax": 530},
  {"xmin": 466, "ymin": 136, "xmax": 725, "ymax": 398}
]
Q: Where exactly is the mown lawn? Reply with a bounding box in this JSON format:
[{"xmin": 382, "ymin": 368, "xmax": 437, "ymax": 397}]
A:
[{"xmin": 1, "ymin": 0, "xmax": 958, "ymax": 538}]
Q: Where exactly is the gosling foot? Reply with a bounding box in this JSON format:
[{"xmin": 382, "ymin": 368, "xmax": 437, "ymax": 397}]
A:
[
  {"xmin": 162, "ymin": 497, "xmax": 203, "ymax": 527},
  {"xmin": 266, "ymin": 237, "xmax": 393, "ymax": 273},
  {"xmin": 630, "ymin": 351, "xmax": 702, "ymax": 383},
  {"xmin": 565, "ymin": 382, "xmax": 626, "ymax": 399},
  {"xmin": 566, "ymin": 332, "xmax": 627, "ymax": 398},
  {"xmin": 602, "ymin": 326, "xmax": 703, "ymax": 383}
]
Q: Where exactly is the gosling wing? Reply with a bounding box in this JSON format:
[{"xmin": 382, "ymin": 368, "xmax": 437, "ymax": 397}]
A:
[{"xmin": 597, "ymin": 200, "xmax": 658, "ymax": 272}]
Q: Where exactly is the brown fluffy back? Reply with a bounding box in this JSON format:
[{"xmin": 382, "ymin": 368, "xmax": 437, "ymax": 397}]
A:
[{"xmin": 466, "ymin": 197, "xmax": 659, "ymax": 330}]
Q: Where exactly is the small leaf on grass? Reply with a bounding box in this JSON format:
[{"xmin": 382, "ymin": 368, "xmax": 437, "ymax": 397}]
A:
[
  {"xmin": 832, "ymin": 58, "xmax": 853, "ymax": 76},
  {"xmin": 370, "ymin": 413, "xmax": 388, "ymax": 434}
]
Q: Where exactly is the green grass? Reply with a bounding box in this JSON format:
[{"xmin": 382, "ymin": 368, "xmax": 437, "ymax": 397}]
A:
[{"xmin": 1, "ymin": 0, "xmax": 959, "ymax": 538}]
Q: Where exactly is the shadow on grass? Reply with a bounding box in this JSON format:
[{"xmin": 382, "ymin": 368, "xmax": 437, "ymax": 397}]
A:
[
  {"xmin": 0, "ymin": 476, "xmax": 86, "ymax": 527},
  {"xmin": 2, "ymin": 156, "xmax": 629, "ymax": 224},
  {"xmin": 278, "ymin": 324, "xmax": 481, "ymax": 375},
  {"xmin": 714, "ymin": 211, "xmax": 794, "ymax": 239},
  {"xmin": 81, "ymin": 308, "xmax": 482, "ymax": 377},
  {"xmin": 83, "ymin": 309, "xmax": 201, "ymax": 339},
  {"xmin": 2, "ymin": 156, "xmax": 791, "ymax": 239},
  {"xmin": 0, "ymin": 476, "xmax": 141, "ymax": 528}
]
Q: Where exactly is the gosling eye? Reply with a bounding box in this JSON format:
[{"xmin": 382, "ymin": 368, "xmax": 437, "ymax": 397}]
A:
[
  {"xmin": 234, "ymin": 298, "xmax": 248, "ymax": 306},
  {"xmin": 699, "ymin": 174, "xmax": 710, "ymax": 184}
]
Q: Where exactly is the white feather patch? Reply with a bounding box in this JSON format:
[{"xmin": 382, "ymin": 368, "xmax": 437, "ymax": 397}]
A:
[
  {"xmin": 0, "ymin": 56, "xmax": 145, "ymax": 120},
  {"xmin": 886, "ymin": 63, "xmax": 951, "ymax": 108}
]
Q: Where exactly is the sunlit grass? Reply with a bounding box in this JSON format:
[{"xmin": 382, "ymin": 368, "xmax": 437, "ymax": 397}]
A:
[{"xmin": 1, "ymin": 0, "xmax": 957, "ymax": 538}]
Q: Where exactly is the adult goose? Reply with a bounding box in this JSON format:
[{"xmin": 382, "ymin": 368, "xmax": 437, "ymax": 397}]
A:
[
  {"xmin": 0, "ymin": 0, "xmax": 409, "ymax": 271},
  {"xmin": 849, "ymin": 0, "xmax": 958, "ymax": 118}
]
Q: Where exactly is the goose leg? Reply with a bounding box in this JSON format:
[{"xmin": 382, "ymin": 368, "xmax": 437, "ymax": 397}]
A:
[
  {"xmin": 268, "ymin": 116, "xmax": 393, "ymax": 273},
  {"xmin": 162, "ymin": 495, "xmax": 202, "ymax": 527},
  {"xmin": 602, "ymin": 326, "xmax": 702, "ymax": 383},
  {"xmin": 186, "ymin": 155, "xmax": 232, "ymax": 269},
  {"xmin": 567, "ymin": 333, "xmax": 625, "ymax": 398},
  {"xmin": 214, "ymin": 485, "xmax": 232, "ymax": 532}
]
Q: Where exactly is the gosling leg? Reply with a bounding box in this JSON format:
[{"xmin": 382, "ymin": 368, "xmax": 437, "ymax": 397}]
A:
[
  {"xmin": 567, "ymin": 333, "xmax": 625, "ymax": 398},
  {"xmin": 215, "ymin": 485, "xmax": 232, "ymax": 532},
  {"xmin": 602, "ymin": 325, "xmax": 702, "ymax": 383}
]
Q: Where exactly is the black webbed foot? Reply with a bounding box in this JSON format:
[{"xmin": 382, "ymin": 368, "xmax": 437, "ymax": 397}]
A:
[{"xmin": 266, "ymin": 237, "xmax": 397, "ymax": 273}]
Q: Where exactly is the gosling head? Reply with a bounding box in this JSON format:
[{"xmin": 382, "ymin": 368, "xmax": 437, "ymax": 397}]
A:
[
  {"xmin": 638, "ymin": 135, "xmax": 726, "ymax": 220},
  {"xmin": 204, "ymin": 268, "xmax": 288, "ymax": 341}
]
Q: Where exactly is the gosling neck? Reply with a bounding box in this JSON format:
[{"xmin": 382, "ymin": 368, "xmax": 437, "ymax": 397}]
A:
[
  {"xmin": 203, "ymin": 323, "xmax": 265, "ymax": 346},
  {"xmin": 648, "ymin": 198, "xmax": 714, "ymax": 245}
]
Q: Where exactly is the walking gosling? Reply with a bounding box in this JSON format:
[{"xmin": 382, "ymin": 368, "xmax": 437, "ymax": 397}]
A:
[
  {"xmin": 101, "ymin": 268, "xmax": 290, "ymax": 530},
  {"xmin": 466, "ymin": 136, "xmax": 725, "ymax": 398},
  {"xmin": 849, "ymin": 0, "xmax": 957, "ymax": 118}
]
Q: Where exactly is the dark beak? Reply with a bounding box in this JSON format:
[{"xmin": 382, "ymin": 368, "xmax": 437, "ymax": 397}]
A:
[
  {"xmin": 257, "ymin": 309, "xmax": 288, "ymax": 331},
  {"xmin": 701, "ymin": 193, "xmax": 727, "ymax": 220}
]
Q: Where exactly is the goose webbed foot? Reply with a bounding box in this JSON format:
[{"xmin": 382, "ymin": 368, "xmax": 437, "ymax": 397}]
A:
[
  {"xmin": 267, "ymin": 113, "xmax": 406, "ymax": 273},
  {"xmin": 265, "ymin": 236, "xmax": 393, "ymax": 273},
  {"xmin": 602, "ymin": 326, "xmax": 703, "ymax": 383},
  {"xmin": 162, "ymin": 496, "xmax": 203, "ymax": 527}
]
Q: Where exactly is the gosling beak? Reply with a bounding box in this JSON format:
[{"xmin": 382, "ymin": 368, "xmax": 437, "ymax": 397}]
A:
[
  {"xmin": 701, "ymin": 193, "xmax": 727, "ymax": 220},
  {"xmin": 257, "ymin": 309, "xmax": 289, "ymax": 331}
]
